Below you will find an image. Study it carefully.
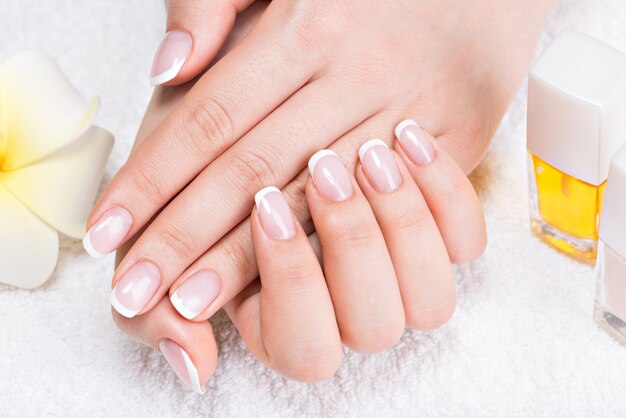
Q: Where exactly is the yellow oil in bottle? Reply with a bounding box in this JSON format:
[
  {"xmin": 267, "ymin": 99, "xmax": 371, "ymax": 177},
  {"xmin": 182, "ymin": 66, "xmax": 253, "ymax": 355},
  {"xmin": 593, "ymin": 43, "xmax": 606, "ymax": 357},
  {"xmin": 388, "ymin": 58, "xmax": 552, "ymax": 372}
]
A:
[{"xmin": 529, "ymin": 154, "xmax": 605, "ymax": 264}]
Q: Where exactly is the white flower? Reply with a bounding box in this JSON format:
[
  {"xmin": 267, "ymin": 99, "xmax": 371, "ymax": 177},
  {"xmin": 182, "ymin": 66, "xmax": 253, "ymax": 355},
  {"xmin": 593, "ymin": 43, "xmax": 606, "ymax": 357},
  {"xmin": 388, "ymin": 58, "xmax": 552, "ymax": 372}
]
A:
[{"xmin": 0, "ymin": 51, "xmax": 113, "ymax": 289}]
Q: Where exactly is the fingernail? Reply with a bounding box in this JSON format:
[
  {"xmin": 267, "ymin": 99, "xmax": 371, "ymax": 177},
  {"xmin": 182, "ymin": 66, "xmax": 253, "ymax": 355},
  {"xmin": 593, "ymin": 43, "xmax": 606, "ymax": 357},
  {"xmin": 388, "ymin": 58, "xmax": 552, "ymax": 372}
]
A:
[
  {"xmin": 358, "ymin": 139, "xmax": 402, "ymax": 193},
  {"xmin": 159, "ymin": 339, "xmax": 205, "ymax": 394},
  {"xmin": 254, "ymin": 186, "xmax": 296, "ymax": 240},
  {"xmin": 110, "ymin": 262, "xmax": 161, "ymax": 318},
  {"xmin": 150, "ymin": 30, "xmax": 192, "ymax": 86},
  {"xmin": 394, "ymin": 120, "xmax": 436, "ymax": 166},
  {"xmin": 170, "ymin": 270, "xmax": 222, "ymax": 320},
  {"xmin": 83, "ymin": 207, "xmax": 133, "ymax": 258},
  {"xmin": 308, "ymin": 150, "xmax": 353, "ymax": 201}
]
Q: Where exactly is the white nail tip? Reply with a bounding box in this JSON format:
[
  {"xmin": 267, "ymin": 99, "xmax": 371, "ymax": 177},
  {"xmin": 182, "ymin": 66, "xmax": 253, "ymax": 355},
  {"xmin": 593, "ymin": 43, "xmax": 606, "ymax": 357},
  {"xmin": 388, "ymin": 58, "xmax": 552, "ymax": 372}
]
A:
[
  {"xmin": 150, "ymin": 58, "xmax": 186, "ymax": 86},
  {"xmin": 254, "ymin": 186, "xmax": 281, "ymax": 208},
  {"xmin": 82, "ymin": 229, "xmax": 107, "ymax": 259},
  {"xmin": 395, "ymin": 119, "xmax": 419, "ymax": 139},
  {"xmin": 159, "ymin": 341, "xmax": 206, "ymax": 395},
  {"xmin": 170, "ymin": 291, "xmax": 199, "ymax": 320},
  {"xmin": 110, "ymin": 289, "xmax": 138, "ymax": 318},
  {"xmin": 358, "ymin": 139, "xmax": 388, "ymax": 161},
  {"xmin": 179, "ymin": 347, "xmax": 206, "ymax": 394},
  {"xmin": 308, "ymin": 150, "xmax": 338, "ymax": 175}
]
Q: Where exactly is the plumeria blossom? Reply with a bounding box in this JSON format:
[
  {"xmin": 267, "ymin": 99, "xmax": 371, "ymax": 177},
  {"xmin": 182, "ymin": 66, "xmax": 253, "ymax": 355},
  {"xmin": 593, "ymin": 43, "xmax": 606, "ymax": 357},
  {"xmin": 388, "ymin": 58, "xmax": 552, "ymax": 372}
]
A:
[{"xmin": 0, "ymin": 51, "xmax": 113, "ymax": 289}]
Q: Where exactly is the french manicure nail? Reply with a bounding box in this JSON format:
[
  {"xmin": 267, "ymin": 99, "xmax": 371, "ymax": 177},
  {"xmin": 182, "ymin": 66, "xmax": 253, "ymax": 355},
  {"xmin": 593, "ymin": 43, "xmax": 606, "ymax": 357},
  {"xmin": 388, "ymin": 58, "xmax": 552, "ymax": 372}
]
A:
[
  {"xmin": 358, "ymin": 139, "xmax": 402, "ymax": 193},
  {"xmin": 170, "ymin": 270, "xmax": 222, "ymax": 320},
  {"xmin": 150, "ymin": 30, "xmax": 192, "ymax": 86},
  {"xmin": 308, "ymin": 150, "xmax": 353, "ymax": 201},
  {"xmin": 83, "ymin": 207, "xmax": 133, "ymax": 258},
  {"xmin": 254, "ymin": 186, "xmax": 296, "ymax": 240},
  {"xmin": 159, "ymin": 339, "xmax": 205, "ymax": 394},
  {"xmin": 110, "ymin": 261, "xmax": 161, "ymax": 318},
  {"xmin": 395, "ymin": 120, "xmax": 436, "ymax": 166}
]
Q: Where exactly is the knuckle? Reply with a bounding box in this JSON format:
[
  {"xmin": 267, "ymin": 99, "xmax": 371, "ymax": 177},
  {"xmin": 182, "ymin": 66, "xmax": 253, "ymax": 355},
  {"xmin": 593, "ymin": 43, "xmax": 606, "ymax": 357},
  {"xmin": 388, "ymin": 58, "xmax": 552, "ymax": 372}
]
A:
[
  {"xmin": 279, "ymin": 2, "xmax": 348, "ymax": 58},
  {"xmin": 157, "ymin": 221, "xmax": 196, "ymax": 260},
  {"xmin": 388, "ymin": 203, "xmax": 433, "ymax": 236},
  {"xmin": 184, "ymin": 98, "xmax": 234, "ymax": 157},
  {"xmin": 221, "ymin": 234, "xmax": 256, "ymax": 279},
  {"xmin": 262, "ymin": 267, "xmax": 324, "ymax": 300},
  {"xmin": 129, "ymin": 166, "xmax": 168, "ymax": 207},
  {"xmin": 325, "ymin": 212, "xmax": 380, "ymax": 249},
  {"xmin": 167, "ymin": 3, "xmax": 218, "ymax": 25},
  {"xmin": 267, "ymin": 262, "xmax": 319, "ymax": 286},
  {"xmin": 438, "ymin": 175, "xmax": 474, "ymax": 209},
  {"xmin": 230, "ymin": 148, "xmax": 279, "ymax": 194}
]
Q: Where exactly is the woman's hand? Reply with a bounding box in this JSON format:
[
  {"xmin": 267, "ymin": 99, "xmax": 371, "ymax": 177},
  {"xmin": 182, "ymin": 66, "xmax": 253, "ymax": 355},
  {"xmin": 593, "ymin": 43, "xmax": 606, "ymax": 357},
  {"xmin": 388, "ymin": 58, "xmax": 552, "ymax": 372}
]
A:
[
  {"xmin": 85, "ymin": 0, "xmax": 556, "ymax": 320},
  {"xmin": 229, "ymin": 128, "xmax": 483, "ymax": 380}
]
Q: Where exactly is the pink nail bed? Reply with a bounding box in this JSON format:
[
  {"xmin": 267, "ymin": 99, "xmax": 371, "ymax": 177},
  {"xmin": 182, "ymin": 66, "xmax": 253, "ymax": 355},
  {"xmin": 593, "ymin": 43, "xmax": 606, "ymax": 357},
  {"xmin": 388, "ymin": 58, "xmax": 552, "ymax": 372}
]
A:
[
  {"xmin": 83, "ymin": 207, "xmax": 133, "ymax": 258},
  {"xmin": 159, "ymin": 339, "xmax": 205, "ymax": 394},
  {"xmin": 358, "ymin": 139, "xmax": 402, "ymax": 193},
  {"xmin": 170, "ymin": 270, "xmax": 222, "ymax": 320},
  {"xmin": 255, "ymin": 186, "xmax": 296, "ymax": 240},
  {"xmin": 308, "ymin": 150, "xmax": 354, "ymax": 201},
  {"xmin": 150, "ymin": 30, "xmax": 192, "ymax": 86},
  {"xmin": 110, "ymin": 261, "xmax": 161, "ymax": 318},
  {"xmin": 395, "ymin": 120, "xmax": 436, "ymax": 166}
]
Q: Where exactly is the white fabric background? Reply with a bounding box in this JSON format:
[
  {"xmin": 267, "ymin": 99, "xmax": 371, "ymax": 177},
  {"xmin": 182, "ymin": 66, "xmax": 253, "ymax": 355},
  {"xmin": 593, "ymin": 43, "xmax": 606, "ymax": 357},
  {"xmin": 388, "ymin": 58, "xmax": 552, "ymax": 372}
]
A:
[{"xmin": 1, "ymin": 1, "xmax": 626, "ymax": 416}]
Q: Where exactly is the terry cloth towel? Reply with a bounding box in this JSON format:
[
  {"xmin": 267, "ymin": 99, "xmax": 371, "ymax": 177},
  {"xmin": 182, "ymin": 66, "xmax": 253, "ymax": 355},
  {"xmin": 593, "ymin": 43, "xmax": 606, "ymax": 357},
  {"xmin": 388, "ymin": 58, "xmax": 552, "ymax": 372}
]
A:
[{"xmin": 1, "ymin": 0, "xmax": 626, "ymax": 416}]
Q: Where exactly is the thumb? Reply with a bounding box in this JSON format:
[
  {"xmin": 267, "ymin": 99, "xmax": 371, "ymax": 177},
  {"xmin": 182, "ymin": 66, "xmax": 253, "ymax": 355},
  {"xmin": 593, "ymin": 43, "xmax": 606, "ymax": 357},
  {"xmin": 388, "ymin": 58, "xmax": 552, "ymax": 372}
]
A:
[{"xmin": 150, "ymin": 0, "xmax": 256, "ymax": 86}]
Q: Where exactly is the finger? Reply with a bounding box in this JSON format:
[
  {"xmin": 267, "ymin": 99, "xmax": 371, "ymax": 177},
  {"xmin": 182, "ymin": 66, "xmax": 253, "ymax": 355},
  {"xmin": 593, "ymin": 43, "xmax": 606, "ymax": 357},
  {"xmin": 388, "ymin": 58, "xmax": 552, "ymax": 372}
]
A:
[
  {"xmin": 224, "ymin": 187, "xmax": 342, "ymax": 382},
  {"xmin": 164, "ymin": 115, "xmax": 381, "ymax": 322},
  {"xmin": 84, "ymin": 2, "xmax": 267, "ymax": 259},
  {"xmin": 356, "ymin": 140, "xmax": 456, "ymax": 329},
  {"xmin": 112, "ymin": 297, "xmax": 217, "ymax": 394},
  {"xmin": 86, "ymin": 4, "xmax": 324, "ymax": 257},
  {"xmin": 150, "ymin": 0, "xmax": 257, "ymax": 86},
  {"xmin": 136, "ymin": 1, "xmax": 266, "ymax": 147},
  {"xmin": 110, "ymin": 75, "xmax": 379, "ymax": 318},
  {"xmin": 394, "ymin": 120, "xmax": 487, "ymax": 263},
  {"xmin": 305, "ymin": 150, "xmax": 405, "ymax": 353}
]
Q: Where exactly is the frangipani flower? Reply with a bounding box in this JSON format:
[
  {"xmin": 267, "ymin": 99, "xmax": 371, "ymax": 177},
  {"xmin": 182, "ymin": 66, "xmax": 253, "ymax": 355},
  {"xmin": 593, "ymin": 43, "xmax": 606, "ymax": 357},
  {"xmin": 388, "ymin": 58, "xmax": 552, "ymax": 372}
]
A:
[{"xmin": 0, "ymin": 51, "xmax": 113, "ymax": 289}]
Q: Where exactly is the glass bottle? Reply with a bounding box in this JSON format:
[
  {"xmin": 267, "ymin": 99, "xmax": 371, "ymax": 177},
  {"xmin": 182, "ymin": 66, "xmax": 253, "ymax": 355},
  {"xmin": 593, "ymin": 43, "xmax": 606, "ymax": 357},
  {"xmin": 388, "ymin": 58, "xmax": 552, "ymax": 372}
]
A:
[
  {"xmin": 527, "ymin": 29, "xmax": 626, "ymax": 264},
  {"xmin": 595, "ymin": 145, "xmax": 626, "ymax": 344}
]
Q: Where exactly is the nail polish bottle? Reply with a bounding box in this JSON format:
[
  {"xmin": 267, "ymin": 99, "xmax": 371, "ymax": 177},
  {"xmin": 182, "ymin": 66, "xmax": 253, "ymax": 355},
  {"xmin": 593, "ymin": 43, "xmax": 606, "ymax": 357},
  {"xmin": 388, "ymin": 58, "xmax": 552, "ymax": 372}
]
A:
[
  {"xmin": 595, "ymin": 144, "xmax": 626, "ymax": 344},
  {"xmin": 527, "ymin": 30, "xmax": 626, "ymax": 263}
]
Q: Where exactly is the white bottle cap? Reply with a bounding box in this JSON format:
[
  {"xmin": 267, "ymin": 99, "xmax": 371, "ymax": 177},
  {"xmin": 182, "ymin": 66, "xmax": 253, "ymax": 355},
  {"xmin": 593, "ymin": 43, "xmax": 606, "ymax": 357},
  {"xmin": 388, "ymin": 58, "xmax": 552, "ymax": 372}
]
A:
[
  {"xmin": 527, "ymin": 30, "xmax": 626, "ymax": 186},
  {"xmin": 600, "ymin": 144, "xmax": 626, "ymax": 256}
]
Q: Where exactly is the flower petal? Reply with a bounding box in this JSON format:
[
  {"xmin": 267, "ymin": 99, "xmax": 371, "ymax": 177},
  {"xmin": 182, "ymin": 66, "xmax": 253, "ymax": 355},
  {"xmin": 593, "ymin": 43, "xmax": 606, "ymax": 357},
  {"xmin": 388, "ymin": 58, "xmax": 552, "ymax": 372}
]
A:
[
  {"xmin": 1, "ymin": 126, "xmax": 114, "ymax": 239},
  {"xmin": 0, "ymin": 182, "xmax": 58, "ymax": 289},
  {"xmin": 0, "ymin": 51, "xmax": 99, "ymax": 171}
]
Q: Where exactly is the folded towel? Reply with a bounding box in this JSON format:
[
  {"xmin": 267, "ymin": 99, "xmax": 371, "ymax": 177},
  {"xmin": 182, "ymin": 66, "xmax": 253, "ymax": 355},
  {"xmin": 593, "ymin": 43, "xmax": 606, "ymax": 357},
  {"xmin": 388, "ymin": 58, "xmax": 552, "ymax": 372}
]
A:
[{"xmin": 1, "ymin": 0, "xmax": 625, "ymax": 416}]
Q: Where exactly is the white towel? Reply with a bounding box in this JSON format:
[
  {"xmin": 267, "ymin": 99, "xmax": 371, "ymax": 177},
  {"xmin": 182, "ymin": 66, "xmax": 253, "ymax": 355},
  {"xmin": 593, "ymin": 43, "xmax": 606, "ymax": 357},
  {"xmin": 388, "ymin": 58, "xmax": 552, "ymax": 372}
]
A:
[{"xmin": 1, "ymin": 0, "xmax": 626, "ymax": 416}]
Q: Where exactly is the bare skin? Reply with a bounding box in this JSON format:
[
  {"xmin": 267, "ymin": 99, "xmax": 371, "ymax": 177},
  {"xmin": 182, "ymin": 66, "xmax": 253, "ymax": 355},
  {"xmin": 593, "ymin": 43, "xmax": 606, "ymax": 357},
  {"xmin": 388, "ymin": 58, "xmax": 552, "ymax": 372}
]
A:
[{"xmin": 109, "ymin": 0, "xmax": 557, "ymax": 390}]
